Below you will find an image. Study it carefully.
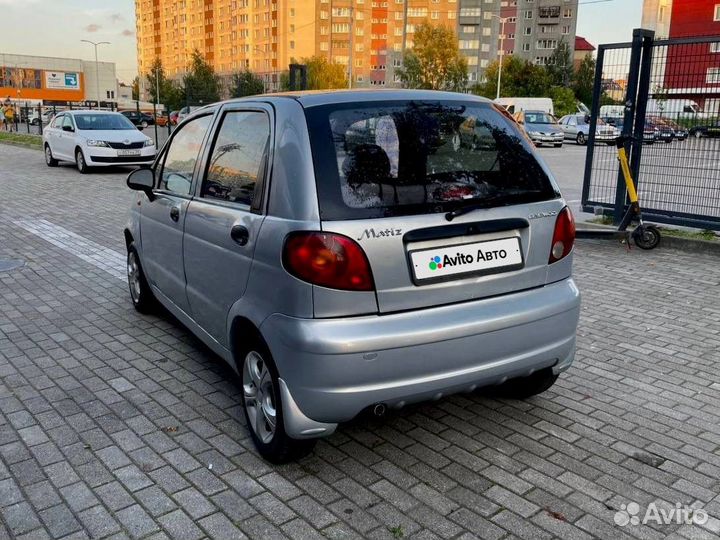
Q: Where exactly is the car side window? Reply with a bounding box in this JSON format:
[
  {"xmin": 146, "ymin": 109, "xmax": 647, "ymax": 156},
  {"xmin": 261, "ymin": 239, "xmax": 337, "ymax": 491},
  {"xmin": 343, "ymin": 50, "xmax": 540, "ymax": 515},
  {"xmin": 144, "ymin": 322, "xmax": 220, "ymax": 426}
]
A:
[
  {"xmin": 63, "ymin": 116, "xmax": 74, "ymax": 130},
  {"xmin": 158, "ymin": 114, "xmax": 213, "ymax": 196},
  {"xmin": 568, "ymin": 117, "xmax": 576, "ymax": 126},
  {"xmin": 200, "ymin": 111, "xmax": 270, "ymax": 207},
  {"xmin": 51, "ymin": 115, "xmax": 64, "ymax": 128}
]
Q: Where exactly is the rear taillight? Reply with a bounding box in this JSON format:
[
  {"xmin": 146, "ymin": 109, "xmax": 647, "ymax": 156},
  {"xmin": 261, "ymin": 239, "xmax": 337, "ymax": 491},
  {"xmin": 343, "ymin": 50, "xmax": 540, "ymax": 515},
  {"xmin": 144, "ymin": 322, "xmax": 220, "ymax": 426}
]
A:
[
  {"xmin": 283, "ymin": 232, "xmax": 375, "ymax": 291},
  {"xmin": 549, "ymin": 207, "xmax": 576, "ymax": 264}
]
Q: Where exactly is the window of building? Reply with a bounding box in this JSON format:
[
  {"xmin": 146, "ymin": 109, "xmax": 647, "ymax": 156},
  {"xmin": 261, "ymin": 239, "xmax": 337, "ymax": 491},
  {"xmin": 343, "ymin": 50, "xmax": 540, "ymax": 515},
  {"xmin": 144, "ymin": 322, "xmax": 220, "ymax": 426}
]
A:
[
  {"xmin": 462, "ymin": 25, "xmax": 476, "ymax": 33},
  {"xmin": 524, "ymin": 26, "xmax": 532, "ymax": 35},
  {"xmin": 563, "ymin": 8, "xmax": 572, "ymax": 18},
  {"xmin": 715, "ymin": 5, "xmax": 720, "ymax": 20},
  {"xmin": 459, "ymin": 40, "xmax": 480, "ymax": 49},
  {"xmin": 525, "ymin": 10, "xmax": 533, "ymax": 19},
  {"xmin": 523, "ymin": 43, "xmax": 530, "ymax": 51},
  {"xmin": 539, "ymin": 6, "xmax": 560, "ymax": 18},
  {"xmin": 711, "ymin": 42, "xmax": 720, "ymax": 53},
  {"xmin": 562, "ymin": 25, "xmax": 570, "ymax": 34},
  {"xmin": 483, "ymin": 27, "xmax": 491, "ymax": 35},
  {"xmin": 460, "ymin": 7, "xmax": 481, "ymax": 16},
  {"xmin": 480, "ymin": 59, "xmax": 488, "ymax": 67},
  {"xmin": 467, "ymin": 56, "xmax": 478, "ymax": 65},
  {"xmin": 707, "ymin": 67, "xmax": 720, "ymax": 83},
  {"xmin": 481, "ymin": 43, "xmax": 490, "ymax": 52}
]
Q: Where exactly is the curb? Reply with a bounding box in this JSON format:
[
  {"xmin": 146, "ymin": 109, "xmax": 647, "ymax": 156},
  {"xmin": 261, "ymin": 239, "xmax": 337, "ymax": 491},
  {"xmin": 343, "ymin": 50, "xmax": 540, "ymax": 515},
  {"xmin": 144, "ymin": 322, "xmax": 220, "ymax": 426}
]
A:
[{"xmin": 577, "ymin": 223, "xmax": 720, "ymax": 255}]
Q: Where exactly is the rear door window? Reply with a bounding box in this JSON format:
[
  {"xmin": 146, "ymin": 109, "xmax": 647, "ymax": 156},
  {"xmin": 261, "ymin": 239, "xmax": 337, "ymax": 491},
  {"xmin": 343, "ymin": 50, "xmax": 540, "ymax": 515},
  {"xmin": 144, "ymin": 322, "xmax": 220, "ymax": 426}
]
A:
[{"xmin": 305, "ymin": 100, "xmax": 557, "ymax": 220}]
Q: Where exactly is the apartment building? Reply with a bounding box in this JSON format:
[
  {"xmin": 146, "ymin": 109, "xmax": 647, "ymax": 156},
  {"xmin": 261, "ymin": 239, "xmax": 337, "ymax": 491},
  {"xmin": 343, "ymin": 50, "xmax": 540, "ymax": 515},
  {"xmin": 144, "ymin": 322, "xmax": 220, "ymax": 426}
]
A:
[
  {"xmin": 457, "ymin": 0, "xmax": 500, "ymax": 85},
  {"xmin": 512, "ymin": 0, "xmax": 578, "ymax": 67},
  {"xmin": 135, "ymin": 0, "xmax": 317, "ymax": 91},
  {"xmin": 136, "ymin": 0, "xmax": 459, "ymax": 91},
  {"xmin": 312, "ymin": 0, "xmax": 456, "ymax": 87}
]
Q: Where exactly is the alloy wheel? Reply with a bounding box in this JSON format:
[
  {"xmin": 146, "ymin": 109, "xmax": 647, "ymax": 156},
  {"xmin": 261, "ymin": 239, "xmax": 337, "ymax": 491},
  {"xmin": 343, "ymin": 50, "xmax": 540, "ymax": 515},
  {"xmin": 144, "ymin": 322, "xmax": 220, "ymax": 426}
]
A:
[
  {"xmin": 45, "ymin": 146, "xmax": 52, "ymax": 164},
  {"xmin": 242, "ymin": 351, "xmax": 277, "ymax": 444},
  {"xmin": 127, "ymin": 251, "xmax": 141, "ymax": 303}
]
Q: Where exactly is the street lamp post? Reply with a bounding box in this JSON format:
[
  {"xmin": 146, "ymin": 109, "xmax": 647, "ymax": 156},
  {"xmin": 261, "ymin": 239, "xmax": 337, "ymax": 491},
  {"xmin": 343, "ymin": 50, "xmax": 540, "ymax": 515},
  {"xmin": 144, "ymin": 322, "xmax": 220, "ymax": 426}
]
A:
[
  {"xmin": 489, "ymin": 15, "xmax": 507, "ymax": 100},
  {"xmin": 80, "ymin": 40, "xmax": 110, "ymax": 106}
]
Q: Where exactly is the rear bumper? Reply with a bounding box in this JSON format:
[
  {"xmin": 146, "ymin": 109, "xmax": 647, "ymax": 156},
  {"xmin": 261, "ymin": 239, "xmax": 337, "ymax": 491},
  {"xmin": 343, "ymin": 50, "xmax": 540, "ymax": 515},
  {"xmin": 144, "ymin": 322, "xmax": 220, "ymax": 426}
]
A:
[{"xmin": 261, "ymin": 278, "xmax": 580, "ymax": 436}]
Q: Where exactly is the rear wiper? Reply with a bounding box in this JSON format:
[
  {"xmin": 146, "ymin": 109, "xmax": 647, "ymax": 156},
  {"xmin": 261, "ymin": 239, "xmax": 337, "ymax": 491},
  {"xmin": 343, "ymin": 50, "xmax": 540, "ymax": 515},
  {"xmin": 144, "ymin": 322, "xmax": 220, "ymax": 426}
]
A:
[
  {"xmin": 444, "ymin": 190, "xmax": 546, "ymax": 222},
  {"xmin": 445, "ymin": 194, "xmax": 509, "ymax": 221}
]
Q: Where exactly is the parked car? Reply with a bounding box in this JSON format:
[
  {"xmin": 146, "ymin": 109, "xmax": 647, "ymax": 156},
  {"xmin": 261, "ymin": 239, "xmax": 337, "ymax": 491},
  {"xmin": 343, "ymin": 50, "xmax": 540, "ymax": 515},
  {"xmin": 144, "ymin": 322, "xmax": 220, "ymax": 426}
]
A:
[
  {"xmin": 155, "ymin": 112, "xmax": 169, "ymax": 127},
  {"xmin": 43, "ymin": 110, "xmax": 156, "ymax": 173},
  {"xmin": 688, "ymin": 123, "xmax": 720, "ymax": 139},
  {"xmin": 602, "ymin": 116, "xmax": 656, "ymax": 145},
  {"xmin": 645, "ymin": 120, "xmax": 674, "ymax": 143},
  {"xmin": 649, "ymin": 117, "xmax": 688, "ymax": 140},
  {"xmin": 558, "ymin": 114, "xmax": 618, "ymax": 145},
  {"xmin": 123, "ymin": 91, "xmax": 581, "ymax": 462},
  {"xmin": 177, "ymin": 105, "xmax": 200, "ymax": 123},
  {"xmin": 29, "ymin": 109, "xmax": 58, "ymax": 125},
  {"xmin": 120, "ymin": 110, "xmax": 155, "ymax": 128},
  {"xmin": 513, "ymin": 110, "xmax": 564, "ymax": 147}
]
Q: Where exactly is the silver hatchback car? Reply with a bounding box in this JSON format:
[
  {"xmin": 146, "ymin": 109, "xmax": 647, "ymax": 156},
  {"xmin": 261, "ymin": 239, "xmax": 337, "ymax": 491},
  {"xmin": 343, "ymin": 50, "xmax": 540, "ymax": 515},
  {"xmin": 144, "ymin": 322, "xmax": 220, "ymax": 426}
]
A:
[{"xmin": 124, "ymin": 90, "xmax": 580, "ymax": 462}]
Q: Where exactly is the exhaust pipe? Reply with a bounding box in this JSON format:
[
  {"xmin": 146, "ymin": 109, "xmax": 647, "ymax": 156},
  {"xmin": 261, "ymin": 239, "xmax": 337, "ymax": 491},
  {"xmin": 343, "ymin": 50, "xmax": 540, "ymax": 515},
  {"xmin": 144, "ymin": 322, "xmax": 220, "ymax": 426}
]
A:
[{"xmin": 373, "ymin": 403, "xmax": 386, "ymax": 417}]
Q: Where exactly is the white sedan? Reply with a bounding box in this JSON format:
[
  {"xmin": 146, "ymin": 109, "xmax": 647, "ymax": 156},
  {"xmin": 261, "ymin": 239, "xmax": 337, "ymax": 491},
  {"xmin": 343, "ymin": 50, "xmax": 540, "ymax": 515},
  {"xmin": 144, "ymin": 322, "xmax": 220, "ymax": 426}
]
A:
[{"xmin": 42, "ymin": 110, "xmax": 156, "ymax": 173}]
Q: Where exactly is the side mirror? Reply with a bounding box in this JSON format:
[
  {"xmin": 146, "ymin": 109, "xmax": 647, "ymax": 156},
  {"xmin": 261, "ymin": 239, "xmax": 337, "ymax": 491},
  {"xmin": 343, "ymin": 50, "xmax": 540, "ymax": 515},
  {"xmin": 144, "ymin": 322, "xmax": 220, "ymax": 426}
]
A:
[
  {"xmin": 62, "ymin": 125, "xmax": 74, "ymax": 133},
  {"xmin": 127, "ymin": 167, "xmax": 155, "ymax": 200}
]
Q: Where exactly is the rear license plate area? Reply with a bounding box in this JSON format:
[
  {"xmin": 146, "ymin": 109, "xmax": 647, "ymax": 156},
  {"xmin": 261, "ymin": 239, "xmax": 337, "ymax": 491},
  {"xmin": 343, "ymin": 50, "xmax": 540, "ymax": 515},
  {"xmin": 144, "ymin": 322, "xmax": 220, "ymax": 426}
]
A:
[{"xmin": 409, "ymin": 237, "xmax": 524, "ymax": 284}]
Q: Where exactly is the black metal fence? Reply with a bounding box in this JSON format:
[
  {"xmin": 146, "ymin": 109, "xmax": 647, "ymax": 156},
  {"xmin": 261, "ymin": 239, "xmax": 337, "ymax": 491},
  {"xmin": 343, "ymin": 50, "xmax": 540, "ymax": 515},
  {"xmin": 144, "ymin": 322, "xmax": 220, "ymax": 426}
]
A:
[{"xmin": 582, "ymin": 29, "xmax": 720, "ymax": 230}]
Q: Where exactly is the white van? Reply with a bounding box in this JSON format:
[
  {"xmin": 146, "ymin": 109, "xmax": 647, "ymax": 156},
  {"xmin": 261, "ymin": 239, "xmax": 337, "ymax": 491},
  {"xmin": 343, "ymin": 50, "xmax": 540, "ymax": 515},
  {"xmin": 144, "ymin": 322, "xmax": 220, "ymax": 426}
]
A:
[
  {"xmin": 494, "ymin": 97, "xmax": 554, "ymax": 116},
  {"xmin": 600, "ymin": 105, "xmax": 625, "ymax": 119},
  {"xmin": 646, "ymin": 99, "xmax": 706, "ymax": 119}
]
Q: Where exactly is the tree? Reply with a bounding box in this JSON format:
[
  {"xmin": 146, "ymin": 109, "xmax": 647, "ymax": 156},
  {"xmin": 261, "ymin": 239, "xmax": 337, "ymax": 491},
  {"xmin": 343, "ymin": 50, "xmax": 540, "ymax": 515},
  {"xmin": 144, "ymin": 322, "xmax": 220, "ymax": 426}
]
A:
[
  {"xmin": 549, "ymin": 87, "xmax": 577, "ymax": 118},
  {"xmin": 182, "ymin": 49, "xmax": 222, "ymax": 105},
  {"xmin": 145, "ymin": 58, "xmax": 183, "ymax": 110},
  {"xmin": 280, "ymin": 56, "xmax": 347, "ymax": 90},
  {"xmin": 305, "ymin": 56, "xmax": 347, "ymax": 89},
  {"xmin": 131, "ymin": 76, "xmax": 139, "ymax": 101},
  {"xmin": 397, "ymin": 23, "xmax": 468, "ymax": 91},
  {"xmin": 546, "ymin": 38, "xmax": 573, "ymax": 87},
  {"xmin": 473, "ymin": 56, "xmax": 551, "ymax": 99},
  {"xmin": 229, "ymin": 69, "xmax": 265, "ymax": 98},
  {"xmin": 572, "ymin": 54, "xmax": 595, "ymax": 107}
]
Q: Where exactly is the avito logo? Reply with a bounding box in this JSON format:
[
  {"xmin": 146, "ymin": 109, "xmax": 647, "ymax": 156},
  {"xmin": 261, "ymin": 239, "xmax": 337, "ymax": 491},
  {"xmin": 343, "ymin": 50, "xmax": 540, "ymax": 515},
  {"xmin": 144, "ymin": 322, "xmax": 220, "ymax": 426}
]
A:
[{"xmin": 429, "ymin": 249, "xmax": 508, "ymax": 271}]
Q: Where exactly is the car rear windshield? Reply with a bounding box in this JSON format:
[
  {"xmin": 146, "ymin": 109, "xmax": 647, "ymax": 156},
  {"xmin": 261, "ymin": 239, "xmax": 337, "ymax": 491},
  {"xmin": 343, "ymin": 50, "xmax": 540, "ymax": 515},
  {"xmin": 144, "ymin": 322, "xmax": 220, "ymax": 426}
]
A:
[
  {"xmin": 74, "ymin": 114, "xmax": 136, "ymax": 131},
  {"xmin": 525, "ymin": 112, "xmax": 556, "ymax": 124},
  {"xmin": 304, "ymin": 100, "xmax": 558, "ymax": 220}
]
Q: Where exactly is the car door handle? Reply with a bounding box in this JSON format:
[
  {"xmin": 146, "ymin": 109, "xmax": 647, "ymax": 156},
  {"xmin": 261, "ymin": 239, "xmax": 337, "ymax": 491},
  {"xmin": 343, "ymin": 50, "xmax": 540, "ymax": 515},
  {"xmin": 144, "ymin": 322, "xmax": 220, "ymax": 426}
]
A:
[
  {"xmin": 170, "ymin": 206, "xmax": 180, "ymax": 222},
  {"xmin": 230, "ymin": 225, "xmax": 249, "ymax": 246}
]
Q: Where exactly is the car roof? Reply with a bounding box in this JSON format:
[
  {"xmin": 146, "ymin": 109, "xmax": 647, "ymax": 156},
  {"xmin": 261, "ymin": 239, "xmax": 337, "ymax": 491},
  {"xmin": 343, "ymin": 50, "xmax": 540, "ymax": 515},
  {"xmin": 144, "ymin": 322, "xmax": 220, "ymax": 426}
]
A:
[
  {"xmin": 66, "ymin": 110, "xmax": 120, "ymax": 115},
  {"xmin": 222, "ymin": 89, "xmax": 493, "ymax": 108}
]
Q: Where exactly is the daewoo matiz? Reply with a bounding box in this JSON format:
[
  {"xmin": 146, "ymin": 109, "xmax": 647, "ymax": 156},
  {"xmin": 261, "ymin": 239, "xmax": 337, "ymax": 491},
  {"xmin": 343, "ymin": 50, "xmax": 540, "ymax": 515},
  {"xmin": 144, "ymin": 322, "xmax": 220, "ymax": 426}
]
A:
[{"xmin": 124, "ymin": 90, "xmax": 581, "ymax": 462}]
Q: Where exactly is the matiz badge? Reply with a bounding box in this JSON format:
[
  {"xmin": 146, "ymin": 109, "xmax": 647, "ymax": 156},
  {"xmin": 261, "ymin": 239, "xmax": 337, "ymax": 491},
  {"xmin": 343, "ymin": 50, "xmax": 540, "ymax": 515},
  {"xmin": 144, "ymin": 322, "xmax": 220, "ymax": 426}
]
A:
[{"xmin": 529, "ymin": 211, "xmax": 558, "ymax": 220}]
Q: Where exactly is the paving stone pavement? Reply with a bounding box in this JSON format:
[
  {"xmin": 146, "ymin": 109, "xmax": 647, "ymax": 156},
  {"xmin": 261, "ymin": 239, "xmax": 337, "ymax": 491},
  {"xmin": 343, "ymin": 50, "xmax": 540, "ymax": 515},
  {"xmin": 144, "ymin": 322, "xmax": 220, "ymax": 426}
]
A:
[{"xmin": 1, "ymin": 144, "xmax": 720, "ymax": 540}]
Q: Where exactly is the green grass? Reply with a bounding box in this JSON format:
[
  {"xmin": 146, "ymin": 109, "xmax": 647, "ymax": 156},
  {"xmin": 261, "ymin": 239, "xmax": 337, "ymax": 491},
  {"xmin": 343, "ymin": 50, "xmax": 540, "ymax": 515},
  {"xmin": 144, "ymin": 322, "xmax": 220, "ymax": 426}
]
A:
[
  {"xmin": 388, "ymin": 525, "xmax": 405, "ymax": 538},
  {"xmin": 0, "ymin": 131, "xmax": 42, "ymax": 149},
  {"xmin": 661, "ymin": 228, "xmax": 718, "ymax": 241},
  {"xmin": 588, "ymin": 216, "xmax": 718, "ymax": 241}
]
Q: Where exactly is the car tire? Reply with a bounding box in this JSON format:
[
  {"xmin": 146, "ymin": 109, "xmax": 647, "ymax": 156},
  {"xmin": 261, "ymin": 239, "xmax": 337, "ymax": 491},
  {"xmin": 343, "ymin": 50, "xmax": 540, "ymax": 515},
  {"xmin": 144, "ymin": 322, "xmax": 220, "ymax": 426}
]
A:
[
  {"xmin": 44, "ymin": 144, "xmax": 58, "ymax": 167},
  {"xmin": 694, "ymin": 131, "xmax": 702, "ymax": 139},
  {"xmin": 127, "ymin": 245, "xmax": 157, "ymax": 314},
  {"xmin": 75, "ymin": 149, "xmax": 90, "ymax": 174},
  {"xmin": 576, "ymin": 132, "xmax": 586, "ymax": 145},
  {"xmin": 492, "ymin": 368, "xmax": 559, "ymax": 399},
  {"xmin": 240, "ymin": 340, "xmax": 316, "ymax": 463},
  {"xmin": 141, "ymin": 120, "xmax": 148, "ymax": 129}
]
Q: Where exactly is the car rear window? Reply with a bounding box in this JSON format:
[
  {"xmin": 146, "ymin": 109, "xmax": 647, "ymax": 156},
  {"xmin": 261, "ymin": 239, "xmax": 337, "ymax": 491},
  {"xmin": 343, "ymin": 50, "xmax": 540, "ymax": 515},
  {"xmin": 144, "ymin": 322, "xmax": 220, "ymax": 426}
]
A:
[{"xmin": 304, "ymin": 100, "xmax": 558, "ymax": 220}]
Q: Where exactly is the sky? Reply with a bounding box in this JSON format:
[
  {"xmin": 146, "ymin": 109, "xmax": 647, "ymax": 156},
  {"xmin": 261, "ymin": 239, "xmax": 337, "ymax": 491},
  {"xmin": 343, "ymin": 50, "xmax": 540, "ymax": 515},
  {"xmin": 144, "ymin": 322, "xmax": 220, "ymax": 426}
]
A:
[{"xmin": 0, "ymin": 0, "xmax": 644, "ymax": 83}]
